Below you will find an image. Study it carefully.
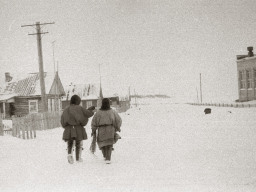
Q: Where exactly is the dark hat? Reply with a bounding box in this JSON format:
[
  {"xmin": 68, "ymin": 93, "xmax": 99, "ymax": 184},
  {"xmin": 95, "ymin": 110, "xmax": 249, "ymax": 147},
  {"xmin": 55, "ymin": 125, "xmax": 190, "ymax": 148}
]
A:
[
  {"xmin": 70, "ymin": 95, "xmax": 81, "ymax": 105},
  {"xmin": 100, "ymin": 98, "xmax": 110, "ymax": 110}
]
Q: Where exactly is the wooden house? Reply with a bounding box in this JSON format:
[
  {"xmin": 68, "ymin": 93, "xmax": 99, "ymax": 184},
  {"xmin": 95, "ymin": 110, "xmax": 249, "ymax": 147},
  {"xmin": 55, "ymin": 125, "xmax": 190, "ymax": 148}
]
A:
[
  {"xmin": 61, "ymin": 83, "xmax": 122, "ymax": 109},
  {"xmin": 62, "ymin": 83, "xmax": 99, "ymax": 109},
  {"xmin": 0, "ymin": 72, "xmax": 65, "ymax": 118}
]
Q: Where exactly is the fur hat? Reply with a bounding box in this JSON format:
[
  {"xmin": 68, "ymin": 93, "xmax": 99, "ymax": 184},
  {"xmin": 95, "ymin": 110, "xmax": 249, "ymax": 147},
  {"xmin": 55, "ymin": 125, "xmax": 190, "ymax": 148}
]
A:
[
  {"xmin": 70, "ymin": 95, "xmax": 81, "ymax": 105},
  {"xmin": 100, "ymin": 98, "xmax": 110, "ymax": 110}
]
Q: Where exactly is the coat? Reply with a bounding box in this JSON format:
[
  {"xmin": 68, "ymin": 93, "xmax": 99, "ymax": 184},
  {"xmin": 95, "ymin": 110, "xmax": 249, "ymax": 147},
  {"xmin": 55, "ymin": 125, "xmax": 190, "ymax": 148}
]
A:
[
  {"xmin": 61, "ymin": 105, "xmax": 94, "ymax": 141},
  {"xmin": 91, "ymin": 109, "xmax": 122, "ymax": 149}
]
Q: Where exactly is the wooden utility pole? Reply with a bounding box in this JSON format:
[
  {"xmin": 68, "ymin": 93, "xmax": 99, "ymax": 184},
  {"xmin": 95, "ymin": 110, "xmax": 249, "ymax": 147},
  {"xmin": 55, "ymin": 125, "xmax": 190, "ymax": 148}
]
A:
[
  {"xmin": 196, "ymin": 87, "xmax": 199, "ymax": 103},
  {"xmin": 52, "ymin": 40, "xmax": 57, "ymax": 111},
  {"xmin": 134, "ymin": 89, "xmax": 137, "ymax": 107},
  {"xmin": 200, "ymin": 73, "xmax": 202, "ymax": 103},
  {"xmin": 21, "ymin": 22, "xmax": 55, "ymax": 112}
]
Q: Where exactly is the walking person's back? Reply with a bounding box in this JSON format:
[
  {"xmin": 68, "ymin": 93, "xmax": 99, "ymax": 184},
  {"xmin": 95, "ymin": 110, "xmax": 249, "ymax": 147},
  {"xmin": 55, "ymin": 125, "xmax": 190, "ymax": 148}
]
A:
[
  {"xmin": 61, "ymin": 95, "xmax": 95, "ymax": 164},
  {"xmin": 91, "ymin": 98, "xmax": 122, "ymax": 164}
]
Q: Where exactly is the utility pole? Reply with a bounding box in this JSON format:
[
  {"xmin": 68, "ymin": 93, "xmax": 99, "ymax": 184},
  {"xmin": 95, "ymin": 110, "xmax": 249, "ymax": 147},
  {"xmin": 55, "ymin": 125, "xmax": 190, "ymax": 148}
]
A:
[
  {"xmin": 99, "ymin": 64, "xmax": 103, "ymax": 99},
  {"xmin": 21, "ymin": 22, "xmax": 55, "ymax": 112},
  {"xmin": 134, "ymin": 89, "xmax": 137, "ymax": 107},
  {"xmin": 196, "ymin": 87, "xmax": 199, "ymax": 103},
  {"xmin": 56, "ymin": 61, "xmax": 60, "ymax": 112},
  {"xmin": 200, "ymin": 73, "xmax": 202, "ymax": 103},
  {"xmin": 97, "ymin": 64, "xmax": 103, "ymax": 108},
  {"xmin": 52, "ymin": 40, "xmax": 57, "ymax": 111}
]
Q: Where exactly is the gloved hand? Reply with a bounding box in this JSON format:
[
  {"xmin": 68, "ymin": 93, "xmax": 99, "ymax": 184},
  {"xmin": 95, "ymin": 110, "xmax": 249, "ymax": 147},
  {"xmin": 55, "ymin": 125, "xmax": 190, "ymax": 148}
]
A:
[{"xmin": 87, "ymin": 106, "xmax": 95, "ymax": 110}]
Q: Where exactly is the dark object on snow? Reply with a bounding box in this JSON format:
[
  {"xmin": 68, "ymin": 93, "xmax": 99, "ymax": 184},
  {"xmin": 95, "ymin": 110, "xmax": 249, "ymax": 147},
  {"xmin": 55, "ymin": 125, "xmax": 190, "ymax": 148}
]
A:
[
  {"xmin": 90, "ymin": 133, "xmax": 97, "ymax": 154},
  {"xmin": 114, "ymin": 132, "xmax": 121, "ymax": 143},
  {"xmin": 87, "ymin": 106, "xmax": 95, "ymax": 111},
  {"xmin": 228, "ymin": 111, "xmax": 232, "ymax": 113},
  {"xmin": 204, "ymin": 108, "xmax": 211, "ymax": 114}
]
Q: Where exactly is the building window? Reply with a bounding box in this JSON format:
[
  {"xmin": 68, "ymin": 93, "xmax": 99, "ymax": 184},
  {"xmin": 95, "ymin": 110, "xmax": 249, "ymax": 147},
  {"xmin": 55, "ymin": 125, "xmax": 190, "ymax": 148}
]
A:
[
  {"xmin": 48, "ymin": 99, "xmax": 51, "ymax": 112},
  {"xmin": 248, "ymin": 80, "xmax": 252, "ymax": 89},
  {"xmin": 239, "ymin": 71, "xmax": 243, "ymax": 80},
  {"xmin": 86, "ymin": 101, "xmax": 92, "ymax": 108},
  {"xmin": 51, "ymin": 99, "xmax": 55, "ymax": 111},
  {"xmin": 246, "ymin": 70, "xmax": 252, "ymax": 89},
  {"xmin": 29, "ymin": 100, "xmax": 38, "ymax": 113},
  {"xmin": 246, "ymin": 70, "xmax": 250, "ymax": 79},
  {"xmin": 240, "ymin": 71, "xmax": 245, "ymax": 89}
]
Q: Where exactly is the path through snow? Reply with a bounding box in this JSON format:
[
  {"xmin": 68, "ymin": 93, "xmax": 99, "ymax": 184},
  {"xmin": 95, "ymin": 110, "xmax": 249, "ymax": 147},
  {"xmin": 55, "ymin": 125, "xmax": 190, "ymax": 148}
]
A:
[{"xmin": 1, "ymin": 102, "xmax": 256, "ymax": 192}]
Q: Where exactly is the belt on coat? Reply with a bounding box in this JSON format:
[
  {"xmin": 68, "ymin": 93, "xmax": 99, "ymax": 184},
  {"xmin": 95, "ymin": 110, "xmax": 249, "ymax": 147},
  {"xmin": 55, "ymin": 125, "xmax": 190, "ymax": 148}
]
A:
[{"xmin": 98, "ymin": 124, "xmax": 113, "ymax": 127}]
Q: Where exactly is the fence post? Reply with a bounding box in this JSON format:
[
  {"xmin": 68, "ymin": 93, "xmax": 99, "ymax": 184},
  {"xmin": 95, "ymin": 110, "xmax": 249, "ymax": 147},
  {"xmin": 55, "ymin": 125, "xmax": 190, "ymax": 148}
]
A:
[
  {"xmin": 31, "ymin": 114, "xmax": 36, "ymax": 138},
  {"xmin": 21, "ymin": 118, "xmax": 25, "ymax": 139},
  {"xmin": 12, "ymin": 117, "xmax": 16, "ymax": 137},
  {"xmin": 0, "ymin": 115, "xmax": 3, "ymax": 136},
  {"xmin": 25, "ymin": 116, "xmax": 29, "ymax": 139},
  {"xmin": 29, "ymin": 115, "xmax": 33, "ymax": 139}
]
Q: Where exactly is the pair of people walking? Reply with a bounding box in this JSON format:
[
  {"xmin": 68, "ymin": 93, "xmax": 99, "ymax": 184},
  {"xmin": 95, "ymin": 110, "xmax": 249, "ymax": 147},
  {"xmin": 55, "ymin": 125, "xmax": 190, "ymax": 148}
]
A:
[{"xmin": 61, "ymin": 95, "xmax": 122, "ymax": 164}]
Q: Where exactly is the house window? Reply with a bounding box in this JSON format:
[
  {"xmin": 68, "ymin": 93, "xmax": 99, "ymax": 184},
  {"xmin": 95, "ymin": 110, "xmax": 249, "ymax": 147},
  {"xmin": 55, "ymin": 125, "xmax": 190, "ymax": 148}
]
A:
[
  {"xmin": 239, "ymin": 71, "xmax": 245, "ymax": 89},
  {"xmin": 246, "ymin": 70, "xmax": 250, "ymax": 79},
  {"xmin": 239, "ymin": 71, "xmax": 243, "ymax": 80},
  {"xmin": 247, "ymin": 70, "xmax": 252, "ymax": 89},
  {"xmin": 86, "ymin": 101, "xmax": 92, "ymax": 108},
  {"xmin": 248, "ymin": 80, "xmax": 252, "ymax": 89},
  {"xmin": 29, "ymin": 100, "xmax": 38, "ymax": 113},
  {"xmin": 51, "ymin": 99, "xmax": 55, "ymax": 111},
  {"xmin": 48, "ymin": 99, "xmax": 52, "ymax": 112}
]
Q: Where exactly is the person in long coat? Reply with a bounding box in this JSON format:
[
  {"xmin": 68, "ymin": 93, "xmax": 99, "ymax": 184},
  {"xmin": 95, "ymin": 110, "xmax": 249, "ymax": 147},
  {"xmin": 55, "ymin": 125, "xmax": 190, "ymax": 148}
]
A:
[
  {"xmin": 61, "ymin": 95, "xmax": 95, "ymax": 164},
  {"xmin": 91, "ymin": 98, "xmax": 122, "ymax": 164}
]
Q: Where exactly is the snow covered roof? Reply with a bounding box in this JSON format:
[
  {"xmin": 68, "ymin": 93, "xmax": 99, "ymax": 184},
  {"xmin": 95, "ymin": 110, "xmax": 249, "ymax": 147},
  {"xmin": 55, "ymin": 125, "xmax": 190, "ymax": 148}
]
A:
[
  {"xmin": 63, "ymin": 83, "xmax": 130, "ymax": 101},
  {"xmin": 64, "ymin": 83, "xmax": 100, "ymax": 101},
  {"xmin": 0, "ymin": 72, "xmax": 58, "ymax": 97},
  {"xmin": 81, "ymin": 94, "xmax": 98, "ymax": 100},
  {"xmin": 0, "ymin": 93, "xmax": 17, "ymax": 101}
]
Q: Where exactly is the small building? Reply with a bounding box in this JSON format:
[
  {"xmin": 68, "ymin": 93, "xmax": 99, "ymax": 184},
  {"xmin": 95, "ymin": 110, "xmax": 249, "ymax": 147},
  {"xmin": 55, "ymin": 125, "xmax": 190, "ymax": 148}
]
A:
[
  {"xmin": 62, "ymin": 83, "xmax": 122, "ymax": 109},
  {"xmin": 236, "ymin": 47, "xmax": 256, "ymax": 102},
  {"xmin": 62, "ymin": 83, "xmax": 100, "ymax": 109},
  {"xmin": 0, "ymin": 72, "xmax": 65, "ymax": 118}
]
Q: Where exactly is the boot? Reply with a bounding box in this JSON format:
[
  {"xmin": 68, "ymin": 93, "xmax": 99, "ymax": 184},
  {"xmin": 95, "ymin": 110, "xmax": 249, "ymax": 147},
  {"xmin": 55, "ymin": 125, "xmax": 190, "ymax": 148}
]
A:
[
  {"xmin": 76, "ymin": 141, "xmax": 83, "ymax": 162},
  {"xmin": 105, "ymin": 145, "xmax": 112, "ymax": 164},
  {"xmin": 67, "ymin": 154, "xmax": 74, "ymax": 164},
  {"xmin": 101, "ymin": 147, "xmax": 107, "ymax": 160}
]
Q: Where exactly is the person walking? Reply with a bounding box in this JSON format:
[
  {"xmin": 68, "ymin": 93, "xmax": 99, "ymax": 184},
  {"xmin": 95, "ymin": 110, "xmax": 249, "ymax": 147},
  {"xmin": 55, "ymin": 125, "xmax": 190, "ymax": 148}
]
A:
[
  {"xmin": 61, "ymin": 95, "xmax": 95, "ymax": 164},
  {"xmin": 91, "ymin": 98, "xmax": 122, "ymax": 164}
]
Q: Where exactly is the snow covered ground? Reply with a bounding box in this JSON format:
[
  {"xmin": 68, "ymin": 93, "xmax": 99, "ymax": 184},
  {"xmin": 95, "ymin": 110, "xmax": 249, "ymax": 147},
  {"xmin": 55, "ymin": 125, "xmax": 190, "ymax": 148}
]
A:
[{"xmin": 1, "ymin": 99, "xmax": 256, "ymax": 192}]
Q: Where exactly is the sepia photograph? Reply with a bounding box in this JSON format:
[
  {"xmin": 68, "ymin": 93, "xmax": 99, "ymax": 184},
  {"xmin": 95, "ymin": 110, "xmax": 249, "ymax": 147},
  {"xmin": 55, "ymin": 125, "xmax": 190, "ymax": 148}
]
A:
[{"xmin": 0, "ymin": 0, "xmax": 256, "ymax": 191}]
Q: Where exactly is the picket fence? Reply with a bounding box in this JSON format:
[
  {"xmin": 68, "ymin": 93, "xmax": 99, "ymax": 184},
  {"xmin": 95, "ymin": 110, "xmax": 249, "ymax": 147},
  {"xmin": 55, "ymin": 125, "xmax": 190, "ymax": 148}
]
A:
[
  {"xmin": 188, "ymin": 102, "xmax": 256, "ymax": 108},
  {"xmin": 11, "ymin": 111, "xmax": 62, "ymax": 139},
  {"xmin": 0, "ymin": 115, "xmax": 3, "ymax": 136}
]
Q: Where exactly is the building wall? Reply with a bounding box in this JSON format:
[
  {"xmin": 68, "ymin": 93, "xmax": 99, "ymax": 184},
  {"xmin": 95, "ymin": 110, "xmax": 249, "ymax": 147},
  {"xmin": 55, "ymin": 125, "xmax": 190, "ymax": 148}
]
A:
[
  {"xmin": 62, "ymin": 100, "xmax": 98, "ymax": 110},
  {"xmin": 14, "ymin": 97, "xmax": 43, "ymax": 116},
  {"xmin": 237, "ymin": 57, "xmax": 256, "ymax": 101}
]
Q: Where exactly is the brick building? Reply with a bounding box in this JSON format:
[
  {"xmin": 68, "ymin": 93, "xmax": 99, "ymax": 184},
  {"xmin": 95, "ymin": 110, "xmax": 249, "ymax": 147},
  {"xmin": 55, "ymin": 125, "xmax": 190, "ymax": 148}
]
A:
[{"xmin": 237, "ymin": 47, "xmax": 256, "ymax": 101}]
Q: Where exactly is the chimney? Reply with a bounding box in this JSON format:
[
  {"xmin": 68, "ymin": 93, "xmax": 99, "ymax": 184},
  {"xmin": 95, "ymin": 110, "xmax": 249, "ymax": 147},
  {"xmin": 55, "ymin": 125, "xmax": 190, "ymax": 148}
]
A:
[
  {"xmin": 5, "ymin": 72, "xmax": 12, "ymax": 82},
  {"xmin": 247, "ymin": 46, "xmax": 254, "ymax": 57}
]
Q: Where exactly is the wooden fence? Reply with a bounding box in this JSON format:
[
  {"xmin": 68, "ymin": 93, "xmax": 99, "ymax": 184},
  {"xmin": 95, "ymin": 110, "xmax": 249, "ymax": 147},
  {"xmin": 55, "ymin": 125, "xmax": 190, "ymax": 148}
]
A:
[
  {"xmin": 0, "ymin": 114, "xmax": 3, "ymax": 136},
  {"xmin": 188, "ymin": 102, "xmax": 256, "ymax": 108},
  {"xmin": 11, "ymin": 111, "xmax": 62, "ymax": 139}
]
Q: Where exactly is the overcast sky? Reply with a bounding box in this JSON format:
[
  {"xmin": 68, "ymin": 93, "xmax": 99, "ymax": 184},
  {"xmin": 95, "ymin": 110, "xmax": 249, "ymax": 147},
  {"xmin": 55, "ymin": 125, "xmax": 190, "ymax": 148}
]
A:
[{"xmin": 1, "ymin": 0, "xmax": 256, "ymax": 102}]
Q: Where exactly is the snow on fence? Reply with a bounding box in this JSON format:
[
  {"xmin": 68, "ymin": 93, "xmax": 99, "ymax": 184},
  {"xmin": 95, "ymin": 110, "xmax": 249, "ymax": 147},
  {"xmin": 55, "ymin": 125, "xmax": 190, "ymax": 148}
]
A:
[
  {"xmin": 12, "ymin": 111, "xmax": 62, "ymax": 139},
  {"xmin": 188, "ymin": 103, "xmax": 256, "ymax": 108}
]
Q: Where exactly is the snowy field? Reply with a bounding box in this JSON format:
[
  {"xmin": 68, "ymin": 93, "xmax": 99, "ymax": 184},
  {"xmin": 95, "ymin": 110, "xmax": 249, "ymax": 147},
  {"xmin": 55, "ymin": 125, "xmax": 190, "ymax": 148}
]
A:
[{"xmin": 1, "ymin": 99, "xmax": 256, "ymax": 192}]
